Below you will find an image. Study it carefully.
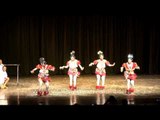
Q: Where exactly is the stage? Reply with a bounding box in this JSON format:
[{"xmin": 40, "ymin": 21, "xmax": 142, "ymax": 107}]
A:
[{"xmin": 1, "ymin": 75, "xmax": 160, "ymax": 106}]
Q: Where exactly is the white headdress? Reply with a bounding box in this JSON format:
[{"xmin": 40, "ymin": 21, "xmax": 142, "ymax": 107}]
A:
[
  {"xmin": 70, "ymin": 50, "xmax": 75, "ymax": 57},
  {"xmin": 128, "ymin": 54, "xmax": 133, "ymax": 60},
  {"xmin": 97, "ymin": 50, "xmax": 104, "ymax": 57}
]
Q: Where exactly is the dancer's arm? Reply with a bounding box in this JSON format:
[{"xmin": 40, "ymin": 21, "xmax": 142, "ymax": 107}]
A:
[
  {"xmin": 135, "ymin": 63, "xmax": 140, "ymax": 70},
  {"xmin": 106, "ymin": 60, "xmax": 115, "ymax": 67},
  {"xmin": 132, "ymin": 62, "xmax": 140, "ymax": 71},
  {"xmin": 59, "ymin": 61, "xmax": 69, "ymax": 70},
  {"xmin": 79, "ymin": 64, "xmax": 84, "ymax": 71},
  {"xmin": 120, "ymin": 67, "xmax": 124, "ymax": 72},
  {"xmin": 31, "ymin": 68, "xmax": 38, "ymax": 73},
  {"xmin": 89, "ymin": 60, "xmax": 97, "ymax": 67},
  {"xmin": 89, "ymin": 62, "xmax": 94, "ymax": 67},
  {"xmin": 108, "ymin": 62, "xmax": 115, "ymax": 67},
  {"xmin": 59, "ymin": 65, "xmax": 69, "ymax": 70},
  {"xmin": 48, "ymin": 65, "xmax": 55, "ymax": 71}
]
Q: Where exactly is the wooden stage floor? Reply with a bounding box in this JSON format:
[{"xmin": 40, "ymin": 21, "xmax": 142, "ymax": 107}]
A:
[{"xmin": 1, "ymin": 75, "xmax": 160, "ymax": 105}]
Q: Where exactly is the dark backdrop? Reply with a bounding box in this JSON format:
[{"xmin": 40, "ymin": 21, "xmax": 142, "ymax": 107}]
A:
[{"xmin": 0, "ymin": 16, "xmax": 160, "ymax": 76}]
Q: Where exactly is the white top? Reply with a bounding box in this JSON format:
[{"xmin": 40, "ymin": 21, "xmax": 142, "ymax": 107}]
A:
[
  {"xmin": 67, "ymin": 60, "xmax": 80, "ymax": 69},
  {"xmin": 96, "ymin": 60, "xmax": 106, "ymax": 69},
  {"xmin": 0, "ymin": 64, "xmax": 4, "ymax": 72}
]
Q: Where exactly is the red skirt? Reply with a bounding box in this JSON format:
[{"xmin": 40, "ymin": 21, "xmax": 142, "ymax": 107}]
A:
[
  {"xmin": 124, "ymin": 73, "xmax": 137, "ymax": 80},
  {"xmin": 95, "ymin": 68, "xmax": 106, "ymax": 76},
  {"xmin": 95, "ymin": 71, "xmax": 106, "ymax": 76},
  {"xmin": 38, "ymin": 76, "xmax": 51, "ymax": 82},
  {"xmin": 68, "ymin": 71, "xmax": 80, "ymax": 76},
  {"xmin": 128, "ymin": 74, "xmax": 137, "ymax": 80}
]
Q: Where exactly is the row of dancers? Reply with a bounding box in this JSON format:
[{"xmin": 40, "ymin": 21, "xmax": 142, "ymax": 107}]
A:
[
  {"xmin": 0, "ymin": 50, "xmax": 140, "ymax": 96},
  {"xmin": 30, "ymin": 50, "xmax": 140, "ymax": 96}
]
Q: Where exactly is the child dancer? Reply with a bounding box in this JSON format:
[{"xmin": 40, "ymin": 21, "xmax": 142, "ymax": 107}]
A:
[
  {"xmin": 59, "ymin": 51, "xmax": 84, "ymax": 90},
  {"xmin": 31, "ymin": 57, "xmax": 55, "ymax": 96},
  {"xmin": 0, "ymin": 66, "xmax": 10, "ymax": 89},
  {"xmin": 89, "ymin": 51, "xmax": 115, "ymax": 89},
  {"xmin": 120, "ymin": 54, "xmax": 140, "ymax": 94}
]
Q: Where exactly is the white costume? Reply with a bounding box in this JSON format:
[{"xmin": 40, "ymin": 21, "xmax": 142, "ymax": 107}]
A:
[
  {"xmin": 0, "ymin": 64, "xmax": 6, "ymax": 85},
  {"xmin": 0, "ymin": 64, "xmax": 4, "ymax": 71},
  {"xmin": 0, "ymin": 71, "xmax": 8, "ymax": 85}
]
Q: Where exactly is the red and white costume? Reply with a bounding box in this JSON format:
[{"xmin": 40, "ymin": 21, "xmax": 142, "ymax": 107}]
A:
[
  {"xmin": 89, "ymin": 51, "xmax": 115, "ymax": 90},
  {"xmin": 122, "ymin": 62, "xmax": 138, "ymax": 81},
  {"xmin": 67, "ymin": 60, "xmax": 81, "ymax": 76},
  {"xmin": 65, "ymin": 59, "xmax": 83, "ymax": 90},
  {"xmin": 93, "ymin": 59, "xmax": 111, "ymax": 76},
  {"xmin": 60, "ymin": 51, "xmax": 84, "ymax": 90},
  {"xmin": 31, "ymin": 57, "xmax": 55, "ymax": 96},
  {"xmin": 36, "ymin": 64, "xmax": 55, "ymax": 82},
  {"xmin": 121, "ymin": 54, "xmax": 140, "ymax": 94}
]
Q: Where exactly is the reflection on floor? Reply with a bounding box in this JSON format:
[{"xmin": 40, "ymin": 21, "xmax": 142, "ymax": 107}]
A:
[{"xmin": 0, "ymin": 91, "xmax": 8, "ymax": 105}]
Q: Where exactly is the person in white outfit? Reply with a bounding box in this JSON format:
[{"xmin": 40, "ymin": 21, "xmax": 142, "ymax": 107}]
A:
[{"xmin": 0, "ymin": 59, "xmax": 9, "ymax": 89}]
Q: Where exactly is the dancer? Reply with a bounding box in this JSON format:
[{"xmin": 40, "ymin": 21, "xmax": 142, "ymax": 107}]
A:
[
  {"xmin": 120, "ymin": 54, "xmax": 140, "ymax": 94},
  {"xmin": 89, "ymin": 51, "xmax": 115, "ymax": 89},
  {"xmin": 59, "ymin": 51, "xmax": 84, "ymax": 90},
  {"xmin": 31, "ymin": 57, "xmax": 55, "ymax": 96}
]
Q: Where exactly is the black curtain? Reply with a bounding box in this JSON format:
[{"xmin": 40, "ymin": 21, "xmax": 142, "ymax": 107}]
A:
[{"xmin": 0, "ymin": 16, "xmax": 160, "ymax": 76}]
